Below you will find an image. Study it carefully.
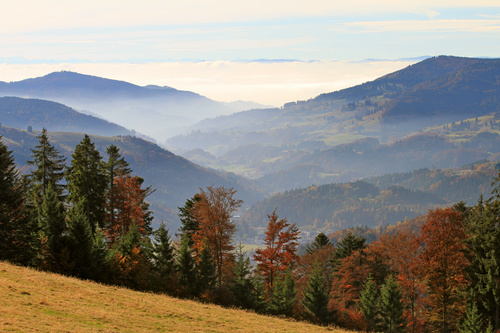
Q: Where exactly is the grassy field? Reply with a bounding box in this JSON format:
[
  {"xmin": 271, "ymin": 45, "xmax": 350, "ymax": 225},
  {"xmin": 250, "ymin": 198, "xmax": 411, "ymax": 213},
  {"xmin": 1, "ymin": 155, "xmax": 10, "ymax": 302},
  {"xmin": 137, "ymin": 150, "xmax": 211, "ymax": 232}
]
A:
[{"xmin": 0, "ymin": 261, "xmax": 350, "ymax": 332}]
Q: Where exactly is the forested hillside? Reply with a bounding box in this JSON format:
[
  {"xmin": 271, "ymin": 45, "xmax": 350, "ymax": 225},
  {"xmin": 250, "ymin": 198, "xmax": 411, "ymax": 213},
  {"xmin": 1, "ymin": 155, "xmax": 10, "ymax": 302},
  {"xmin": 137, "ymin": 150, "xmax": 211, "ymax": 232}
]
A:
[{"xmin": 240, "ymin": 161, "xmax": 499, "ymax": 236}]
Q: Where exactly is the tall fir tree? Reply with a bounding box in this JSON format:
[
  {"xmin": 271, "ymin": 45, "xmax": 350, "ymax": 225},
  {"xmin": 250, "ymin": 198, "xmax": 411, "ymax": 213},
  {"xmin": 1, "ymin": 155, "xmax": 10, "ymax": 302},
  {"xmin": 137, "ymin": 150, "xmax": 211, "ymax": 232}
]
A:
[
  {"xmin": 230, "ymin": 244, "xmax": 259, "ymax": 310},
  {"xmin": 37, "ymin": 183, "xmax": 67, "ymax": 272},
  {"xmin": 335, "ymin": 231, "xmax": 366, "ymax": 260},
  {"xmin": 176, "ymin": 235, "xmax": 196, "ymax": 297},
  {"xmin": 359, "ymin": 275, "xmax": 380, "ymax": 332},
  {"xmin": 195, "ymin": 244, "xmax": 216, "ymax": 297},
  {"xmin": 66, "ymin": 134, "xmax": 107, "ymax": 235},
  {"xmin": 66, "ymin": 197, "xmax": 94, "ymax": 278},
  {"xmin": 306, "ymin": 232, "xmax": 331, "ymax": 254},
  {"xmin": 178, "ymin": 195, "xmax": 201, "ymax": 247},
  {"xmin": 151, "ymin": 222, "xmax": 175, "ymax": 279},
  {"xmin": 301, "ymin": 260, "xmax": 332, "ymax": 324},
  {"xmin": 0, "ymin": 136, "xmax": 33, "ymax": 264},
  {"xmin": 460, "ymin": 302, "xmax": 484, "ymax": 333},
  {"xmin": 379, "ymin": 275, "xmax": 406, "ymax": 333},
  {"xmin": 268, "ymin": 267, "xmax": 296, "ymax": 317},
  {"xmin": 27, "ymin": 128, "xmax": 66, "ymax": 205}
]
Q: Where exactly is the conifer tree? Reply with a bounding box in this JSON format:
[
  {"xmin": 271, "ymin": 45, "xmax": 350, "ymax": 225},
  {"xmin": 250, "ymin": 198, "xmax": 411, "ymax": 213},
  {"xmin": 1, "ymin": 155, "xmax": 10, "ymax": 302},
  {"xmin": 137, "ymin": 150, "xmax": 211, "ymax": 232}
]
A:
[
  {"xmin": 27, "ymin": 128, "xmax": 66, "ymax": 204},
  {"xmin": 268, "ymin": 267, "xmax": 296, "ymax": 317},
  {"xmin": 306, "ymin": 232, "xmax": 331, "ymax": 254},
  {"xmin": 0, "ymin": 136, "xmax": 32, "ymax": 264},
  {"xmin": 301, "ymin": 260, "xmax": 332, "ymax": 324},
  {"xmin": 379, "ymin": 275, "xmax": 406, "ymax": 333},
  {"xmin": 66, "ymin": 134, "xmax": 107, "ymax": 235},
  {"xmin": 335, "ymin": 231, "xmax": 366, "ymax": 260},
  {"xmin": 178, "ymin": 195, "xmax": 201, "ymax": 246},
  {"xmin": 195, "ymin": 244, "xmax": 216, "ymax": 296},
  {"xmin": 460, "ymin": 302, "xmax": 484, "ymax": 333},
  {"xmin": 66, "ymin": 198, "xmax": 94, "ymax": 278},
  {"xmin": 359, "ymin": 275, "xmax": 380, "ymax": 332},
  {"xmin": 37, "ymin": 183, "xmax": 67, "ymax": 272},
  {"xmin": 231, "ymin": 245, "xmax": 259, "ymax": 310},
  {"xmin": 176, "ymin": 236, "xmax": 196, "ymax": 297},
  {"xmin": 151, "ymin": 222, "xmax": 175, "ymax": 278}
]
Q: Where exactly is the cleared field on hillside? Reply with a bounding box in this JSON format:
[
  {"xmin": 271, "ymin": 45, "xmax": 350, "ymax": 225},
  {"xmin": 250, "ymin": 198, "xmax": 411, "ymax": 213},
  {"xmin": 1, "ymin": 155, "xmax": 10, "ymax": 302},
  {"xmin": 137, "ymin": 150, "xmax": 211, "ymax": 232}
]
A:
[{"xmin": 0, "ymin": 261, "xmax": 349, "ymax": 332}]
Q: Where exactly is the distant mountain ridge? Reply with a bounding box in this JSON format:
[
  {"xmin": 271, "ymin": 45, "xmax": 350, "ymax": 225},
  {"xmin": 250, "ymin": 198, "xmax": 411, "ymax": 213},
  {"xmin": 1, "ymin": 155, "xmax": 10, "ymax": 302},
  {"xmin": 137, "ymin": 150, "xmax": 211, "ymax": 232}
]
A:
[
  {"xmin": 0, "ymin": 96, "xmax": 133, "ymax": 136},
  {"xmin": 0, "ymin": 71, "xmax": 234, "ymax": 141}
]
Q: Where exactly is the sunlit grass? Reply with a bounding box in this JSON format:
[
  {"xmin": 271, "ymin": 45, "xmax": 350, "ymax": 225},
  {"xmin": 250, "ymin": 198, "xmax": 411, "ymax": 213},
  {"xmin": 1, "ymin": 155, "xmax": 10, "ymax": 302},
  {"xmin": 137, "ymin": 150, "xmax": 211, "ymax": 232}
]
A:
[{"xmin": 0, "ymin": 261, "xmax": 352, "ymax": 332}]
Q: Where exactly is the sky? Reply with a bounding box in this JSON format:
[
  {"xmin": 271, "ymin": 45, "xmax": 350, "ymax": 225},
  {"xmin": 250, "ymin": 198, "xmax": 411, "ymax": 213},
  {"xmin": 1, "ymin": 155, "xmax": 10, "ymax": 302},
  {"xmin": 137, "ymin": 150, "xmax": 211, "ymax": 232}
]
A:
[{"xmin": 1, "ymin": 0, "xmax": 499, "ymax": 106}]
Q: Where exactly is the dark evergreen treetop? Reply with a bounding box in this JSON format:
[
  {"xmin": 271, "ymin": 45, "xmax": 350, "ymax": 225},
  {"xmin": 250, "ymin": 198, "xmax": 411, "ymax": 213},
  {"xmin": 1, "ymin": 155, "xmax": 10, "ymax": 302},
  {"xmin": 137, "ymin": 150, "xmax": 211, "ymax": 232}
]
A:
[
  {"xmin": 334, "ymin": 231, "xmax": 366, "ymax": 260},
  {"xmin": 66, "ymin": 134, "xmax": 107, "ymax": 234},
  {"xmin": 178, "ymin": 194, "xmax": 202, "ymax": 246},
  {"xmin": 306, "ymin": 232, "xmax": 331, "ymax": 254},
  {"xmin": 27, "ymin": 128, "xmax": 66, "ymax": 202}
]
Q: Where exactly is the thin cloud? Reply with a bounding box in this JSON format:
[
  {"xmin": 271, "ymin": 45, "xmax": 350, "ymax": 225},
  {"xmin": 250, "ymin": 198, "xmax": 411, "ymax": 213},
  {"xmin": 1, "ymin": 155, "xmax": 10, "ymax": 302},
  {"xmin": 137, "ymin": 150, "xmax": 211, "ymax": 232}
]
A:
[{"xmin": 343, "ymin": 19, "xmax": 500, "ymax": 33}]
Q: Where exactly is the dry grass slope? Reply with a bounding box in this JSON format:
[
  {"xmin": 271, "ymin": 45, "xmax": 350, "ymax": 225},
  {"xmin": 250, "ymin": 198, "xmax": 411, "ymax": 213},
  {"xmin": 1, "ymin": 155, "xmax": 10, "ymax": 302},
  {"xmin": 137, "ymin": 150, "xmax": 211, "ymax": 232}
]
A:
[{"xmin": 0, "ymin": 261, "xmax": 350, "ymax": 332}]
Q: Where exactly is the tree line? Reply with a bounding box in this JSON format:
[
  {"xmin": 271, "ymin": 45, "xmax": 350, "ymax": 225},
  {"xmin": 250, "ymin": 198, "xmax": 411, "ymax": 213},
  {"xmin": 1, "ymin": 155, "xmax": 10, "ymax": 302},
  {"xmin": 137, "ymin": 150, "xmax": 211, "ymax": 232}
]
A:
[{"xmin": 2, "ymin": 130, "xmax": 500, "ymax": 331}]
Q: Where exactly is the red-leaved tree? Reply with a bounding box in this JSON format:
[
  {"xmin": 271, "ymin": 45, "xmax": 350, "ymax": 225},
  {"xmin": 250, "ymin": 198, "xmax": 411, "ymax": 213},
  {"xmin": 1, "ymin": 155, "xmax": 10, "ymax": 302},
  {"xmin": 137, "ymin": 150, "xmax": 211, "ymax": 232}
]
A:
[{"xmin": 254, "ymin": 209, "xmax": 300, "ymax": 295}]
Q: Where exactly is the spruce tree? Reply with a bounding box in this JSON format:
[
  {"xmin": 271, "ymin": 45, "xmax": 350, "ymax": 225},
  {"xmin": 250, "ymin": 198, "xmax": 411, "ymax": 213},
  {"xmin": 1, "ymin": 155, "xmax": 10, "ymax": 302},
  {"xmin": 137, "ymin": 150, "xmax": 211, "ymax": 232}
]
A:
[
  {"xmin": 460, "ymin": 302, "xmax": 484, "ymax": 333},
  {"xmin": 176, "ymin": 235, "xmax": 196, "ymax": 297},
  {"xmin": 306, "ymin": 232, "xmax": 331, "ymax": 254},
  {"xmin": 268, "ymin": 268, "xmax": 296, "ymax": 316},
  {"xmin": 302, "ymin": 260, "xmax": 332, "ymax": 324},
  {"xmin": 379, "ymin": 275, "xmax": 406, "ymax": 333},
  {"xmin": 0, "ymin": 136, "xmax": 32, "ymax": 264},
  {"xmin": 66, "ymin": 134, "xmax": 107, "ymax": 235},
  {"xmin": 359, "ymin": 275, "xmax": 380, "ymax": 332},
  {"xmin": 178, "ymin": 195, "xmax": 202, "ymax": 247},
  {"xmin": 37, "ymin": 183, "xmax": 67, "ymax": 272},
  {"xmin": 195, "ymin": 245, "xmax": 216, "ymax": 296},
  {"xmin": 231, "ymin": 245, "xmax": 258, "ymax": 310},
  {"xmin": 66, "ymin": 198, "xmax": 94, "ymax": 278},
  {"xmin": 151, "ymin": 222, "xmax": 175, "ymax": 278},
  {"xmin": 27, "ymin": 128, "xmax": 66, "ymax": 205},
  {"xmin": 335, "ymin": 231, "xmax": 366, "ymax": 259}
]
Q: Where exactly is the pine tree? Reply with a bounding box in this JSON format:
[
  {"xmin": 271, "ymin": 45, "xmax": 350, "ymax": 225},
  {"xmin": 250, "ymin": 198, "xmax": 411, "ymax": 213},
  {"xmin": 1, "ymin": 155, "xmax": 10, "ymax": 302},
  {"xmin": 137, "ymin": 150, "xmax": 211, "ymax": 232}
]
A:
[
  {"xmin": 27, "ymin": 128, "xmax": 66, "ymax": 205},
  {"xmin": 151, "ymin": 222, "xmax": 175, "ymax": 278},
  {"xmin": 301, "ymin": 260, "xmax": 332, "ymax": 324},
  {"xmin": 0, "ymin": 136, "xmax": 32, "ymax": 264},
  {"xmin": 195, "ymin": 244, "xmax": 216, "ymax": 296},
  {"xmin": 359, "ymin": 275, "xmax": 380, "ymax": 332},
  {"xmin": 231, "ymin": 244, "xmax": 258, "ymax": 310},
  {"xmin": 268, "ymin": 267, "xmax": 296, "ymax": 317},
  {"xmin": 178, "ymin": 195, "xmax": 201, "ymax": 247},
  {"xmin": 306, "ymin": 232, "xmax": 331, "ymax": 254},
  {"xmin": 37, "ymin": 183, "xmax": 67, "ymax": 272},
  {"xmin": 460, "ymin": 302, "xmax": 484, "ymax": 333},
  {"xmin": 380, "ymin": 275, "xmax": 406, "ymax": 333},
  {"xmin": 66, "ymin": 134, "xmax": 107, "ymax": 235},
  {"xmin": 335, "ymin": 231, "xmax": 366, "ymax": 260},
  {"xmin": 66, "ymin": 198, "xmax": 94, "ymax": 278},
  {"xmin": 176, "ymin": 235, "xmax": 196, "ymax": 297}
]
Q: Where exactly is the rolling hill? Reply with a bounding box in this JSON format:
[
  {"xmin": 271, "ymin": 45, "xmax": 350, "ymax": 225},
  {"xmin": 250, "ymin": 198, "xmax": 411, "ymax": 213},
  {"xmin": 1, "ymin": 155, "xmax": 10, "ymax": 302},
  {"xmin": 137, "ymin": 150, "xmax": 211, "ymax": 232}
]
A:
[
  {"xmin": 166, "ymin": 56, "xmax": 500, "ymax": 193},
  {"xmin": 0, "ymin": 71, "xmax": 234, "ymax": 141},
  {"xmin": 0, "ymin": 261, "xmax": 341, "ymax": 332},
  {"xmin": 0, "ymin": 96, "xmax": 134, "ymax": 137}
]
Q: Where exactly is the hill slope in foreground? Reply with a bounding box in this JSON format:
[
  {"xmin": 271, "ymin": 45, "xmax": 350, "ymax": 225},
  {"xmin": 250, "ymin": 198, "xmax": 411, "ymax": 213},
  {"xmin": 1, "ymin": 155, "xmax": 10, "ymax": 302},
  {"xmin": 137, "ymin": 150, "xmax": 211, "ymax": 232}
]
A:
[{"xmin": 0, "ymin": 262, "xmax": 344, "ymax": 332}]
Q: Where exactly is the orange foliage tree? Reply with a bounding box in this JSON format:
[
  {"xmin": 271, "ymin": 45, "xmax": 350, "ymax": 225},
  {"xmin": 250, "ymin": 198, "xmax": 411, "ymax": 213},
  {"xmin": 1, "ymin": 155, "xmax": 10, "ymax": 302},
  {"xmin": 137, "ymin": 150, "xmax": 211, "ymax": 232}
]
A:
[
  {"xmin": 254, "ymin": 209, "xmax": 300, "ymax": 295},
  {"xmin": 418, "ymin": 207, "xmax": 469, "ymax": 332},
  {"xmin": 104, "ymin": 168, "xmax": 153, "ymax": 244},
  {"xmin": 382, "ymin": 232, "xmax": 427, "ymax": 333},
  {"xmin": 192, "ymin": 186, "xmax": 242, "ymax": 287}
]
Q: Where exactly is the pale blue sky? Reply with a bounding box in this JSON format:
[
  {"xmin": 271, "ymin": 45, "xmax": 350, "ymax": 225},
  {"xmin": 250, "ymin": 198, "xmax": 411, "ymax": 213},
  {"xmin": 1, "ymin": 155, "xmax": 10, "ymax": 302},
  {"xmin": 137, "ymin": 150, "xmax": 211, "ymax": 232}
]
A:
[{"xmin": 0, "ymin": 1, "xmax": 499, "ymax": 105}]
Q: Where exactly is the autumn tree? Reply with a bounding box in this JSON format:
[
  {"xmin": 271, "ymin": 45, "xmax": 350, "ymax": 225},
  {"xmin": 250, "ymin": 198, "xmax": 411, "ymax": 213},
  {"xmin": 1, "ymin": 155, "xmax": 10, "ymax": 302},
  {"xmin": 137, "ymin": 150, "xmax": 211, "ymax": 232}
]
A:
[
  {"xmin": 104, "ymin": 169, "xmax": 153, "ymax": 244},
  {"xmin": 254, "ymin": 209, "xmax": 300, "ymax": 294},
  {"xmin": 419, "ymin": 207, "xmax": 469, "ymax": 332},
  {"xmin": 104, "ymin": 145, "xmax": 131, "ymax": 230},
  {"xmin": 191, "ymin": 186, "xmax": 242, "ymax": 287}
]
